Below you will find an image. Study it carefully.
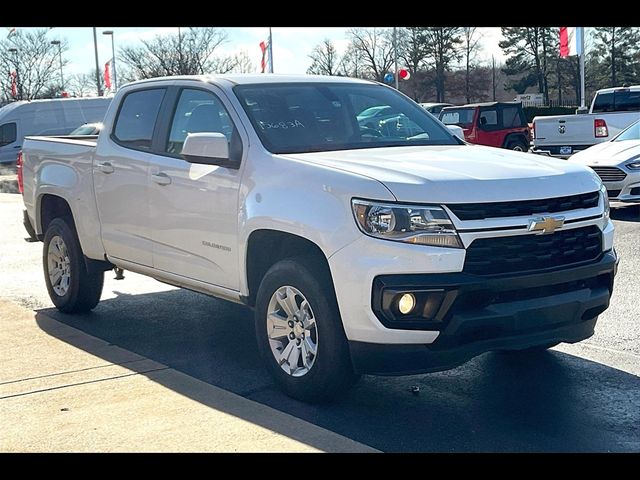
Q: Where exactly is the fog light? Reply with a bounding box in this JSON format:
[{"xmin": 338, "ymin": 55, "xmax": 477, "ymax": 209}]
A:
[{"xmin": 398, "ymin": 293, "xmax": 416, "ymax": 315}]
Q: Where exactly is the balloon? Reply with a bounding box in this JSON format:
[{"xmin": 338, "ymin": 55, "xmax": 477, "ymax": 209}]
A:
[
  {"xmin": 383, "ymin": 72, "xmax": 394, "ymax": 84},
  {"xmin": 399, "ymin": 68, "xmax": 411, "ymax": 80}
]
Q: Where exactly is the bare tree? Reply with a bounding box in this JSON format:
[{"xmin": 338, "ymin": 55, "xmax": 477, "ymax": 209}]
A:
[
  {"xmin": 0, "ymin": 29, "xmax": 69, "ymax": 100},
  {"xmin": 461, "ymin": 28, "xmax": 482, "ymax": 103},
  {"xmin": 346, "ymin": 28, "xmax": 394, "ymax": 82},
  {"xmin": 119, "ymin": 27, "xmax": 238, "ymax": 80},
  {"xmin": 68, "ymin": 71, "xmax": 103, "ymax": 97},
  {"xmin": 307, "ymin": 39, "xmax": 343, "ymax": 76},
  {"xmin": 227, "ymin": 50, "xmax": 254, "ymax": 74}
]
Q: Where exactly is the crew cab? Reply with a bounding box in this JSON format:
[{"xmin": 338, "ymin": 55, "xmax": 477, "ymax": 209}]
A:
[
  {"xmin": 532, "ymin": 86, "xmax": 640, "ymax": 158},
  {"xmin": 20, "ymin": 75, "xmax": 617, "ymax": 402}
]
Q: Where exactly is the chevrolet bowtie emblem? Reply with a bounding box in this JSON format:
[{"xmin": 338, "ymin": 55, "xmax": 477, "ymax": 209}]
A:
[{"xmin": 528, "ymin": 215, "xmax": 565, "ymax": 234}]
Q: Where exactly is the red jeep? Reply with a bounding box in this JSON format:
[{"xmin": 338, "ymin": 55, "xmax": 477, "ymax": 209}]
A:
[{"xmin": 439, "ymin": 102, "xmax": 530, "ymax": 151}]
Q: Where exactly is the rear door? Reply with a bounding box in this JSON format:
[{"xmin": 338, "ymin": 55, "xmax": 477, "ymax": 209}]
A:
[
  {"xmin": 93, "ymin": 87, "xmax": 167, "ymax": 266},
  {"xmin": 147, "ymin": 84, "xmax": 245, "ymax": 290}
]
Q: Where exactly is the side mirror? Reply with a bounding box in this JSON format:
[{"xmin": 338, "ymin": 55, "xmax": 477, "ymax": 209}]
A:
[
  {"xmin": 446, "ymin": 125, "xmax": 465, "ymax": 141},
  {"xmin": 181, "ymin": 132, "xmax": 238, "ymax": 169}
]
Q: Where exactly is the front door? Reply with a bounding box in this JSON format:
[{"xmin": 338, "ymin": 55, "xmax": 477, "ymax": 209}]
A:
[
  {"xmin": 93, "ymin": 87, "xmax": 167, "ymax": 266},
  {"xmin": 148, "ymin": 86, "xmax": 244, "ymax": 290}
]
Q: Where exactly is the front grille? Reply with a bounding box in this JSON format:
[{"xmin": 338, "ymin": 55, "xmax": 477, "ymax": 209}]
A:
[
  {"xmin": 607, "ymin": 189, "xmax": 621, "ymax": 198},
  {"xmin": 591, "ymin": 166, "xmax": 627, "ymax": 182},
  {"xmin": 464, "ymin": 226, "xmax": 602, "ymax": 275},
  {"xmin": 446, "ymin": 191, "xmax": 599, "ymax": 220}
]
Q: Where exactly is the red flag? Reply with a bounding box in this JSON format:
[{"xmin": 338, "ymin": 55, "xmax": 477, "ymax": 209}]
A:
[
  {"xmin": 9, "ymin": 71, "xmax": 17, "ymax": 98},
  {"xmin": 103, "ymin": 60, "xmax": 112, "ymax": 90},
  {"xmin": 259, "ymin": 41, "xmax": 267, "ymax": 73}
]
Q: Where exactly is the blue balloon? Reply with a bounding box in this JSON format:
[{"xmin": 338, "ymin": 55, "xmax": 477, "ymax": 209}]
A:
[{"xmin": 383, "ymin": 72, "xmax": 394, "ymax": 84}]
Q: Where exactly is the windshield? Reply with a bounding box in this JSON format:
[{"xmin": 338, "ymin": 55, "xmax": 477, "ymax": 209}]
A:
[
  {"xmin": 614, "ymin": 120, "xmax": 640, "ymax": 142},
  {"xmin": 592, "ymin": 90, "xmax": 640, "ymax": 113},
  {"xmin": 439, "ymin": 108, "xmax": 475, "ymax": 128},
  {"xmin": 233, "ymin": 82, "xmax": 457, "ymax": 154}
]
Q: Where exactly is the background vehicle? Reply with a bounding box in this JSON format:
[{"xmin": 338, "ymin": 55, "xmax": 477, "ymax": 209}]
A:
[
  {"xmin": 0, "ymin": 97, "xmax": 111, "ymax": 164},
  {"xmin": 420, "ymin": 102, "xmax": 452, "ymax": 115},
  {"xmin": 532, "ymin": 86, "xmax": 640, "ymax": 158},
  {"xmin": 356, "ymin": 105, "xmax": 402, "ymax": 129},
  {"xmin": 69, "ymin": 122, "xmax": 103, "ymax": 136},
  {"xmin": 20, "ymin": 75, "xmax": 616, "ymax": 403},
  {"xmin": 439, "ymin": 102, "xmax": 530, "ymax": 151},
  {"xmin": 568, "ymin": 119, "xmax": 640, "ymax": 204}
]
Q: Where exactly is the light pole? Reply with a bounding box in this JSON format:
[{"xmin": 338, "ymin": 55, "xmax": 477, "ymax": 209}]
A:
[
  {"xmin": 102, "ymin": 30, "xmax": 117, "ymax": 91},
  {"xmin": 50, "ymin": 40, "xmax": 64, "ymax": 92},
  {"xmin": 8, "ymin": 48, "xmax": 21, "ymax": 100},
  {"xmin": 92, "ymin": 27, "xmax": 103, "ymax": 96}
]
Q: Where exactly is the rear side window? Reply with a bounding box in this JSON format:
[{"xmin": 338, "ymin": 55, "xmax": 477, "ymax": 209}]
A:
[
  {"xmin": 592, "ymin": 92, "xmax": 614, "ymax": 113},
  {"xmin": 113, "ymin": 88, "xmax": 166, "ymax": 151},
  {"xmin": 0, "ymin": 122, "xmax": 17, "ymax": 146},
  {"xmin": 502, "ymin": 106, "xmax": 524, "ymax": 128}
]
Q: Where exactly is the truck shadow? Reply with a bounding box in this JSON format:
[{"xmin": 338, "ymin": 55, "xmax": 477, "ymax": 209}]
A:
[{"xmin": 35, "ymin": 287, "xmax": 639, "ymax": 452}]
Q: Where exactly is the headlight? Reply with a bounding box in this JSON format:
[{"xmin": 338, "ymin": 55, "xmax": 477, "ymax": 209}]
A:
[
  {"xmin": 351, "ymin": 200, "xmax": 463, "ymax": 248},
  {"xmin": 600, "ymin": 184, "xmax": 610, "ymax": 220},
  {"xmin": 625, "ymin": 160, "xmax": 640, "ymax": 170}
]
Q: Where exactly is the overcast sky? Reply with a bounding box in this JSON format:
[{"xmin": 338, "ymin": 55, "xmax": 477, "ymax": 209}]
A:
[{"xmin": 10, "ymin": 27, "xmax": 508, "ymax": 76}]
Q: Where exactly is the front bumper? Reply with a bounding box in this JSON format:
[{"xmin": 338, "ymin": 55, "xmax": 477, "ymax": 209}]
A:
[
  {"xmin": 601, "ymin": 174, "xmax": 640, "ymax": 203},
  {"xmin": 350, "ymin": 250, "xmax": 618, "ymax": 375}
]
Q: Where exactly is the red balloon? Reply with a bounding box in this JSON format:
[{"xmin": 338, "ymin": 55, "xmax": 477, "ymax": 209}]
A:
[{"xmin": 398, "ymin": 69, "xmax": 410, "ymax": 80}]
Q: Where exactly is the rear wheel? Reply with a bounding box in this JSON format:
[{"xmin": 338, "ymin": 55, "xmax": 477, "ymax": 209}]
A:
[
  {"xmin": 43, "ymin": 217, "xmax": 104, "ymax": 313},
  {"xmin": 255, "ymin": 257, "xmax": 359, "ymax": 403},
  {"xmin": 506, "ymin": 138, "xmax": 528, "ymax": 152}
]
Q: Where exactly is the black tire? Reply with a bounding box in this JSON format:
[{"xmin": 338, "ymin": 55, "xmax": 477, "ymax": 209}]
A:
[
  {"xmin": 498, "ymin": 342, "xmax": 559, "ymax": 356},
  {"xmin": 43, "ymin": 217, "xmax": 104, "ymax": 313},
  {"xmin": 255, "ymin": 257, "xmax": 359, "ymax": 403},
  {"xmin": 506, "ymin": 138, "xmax": 529, "ymax": 152}
]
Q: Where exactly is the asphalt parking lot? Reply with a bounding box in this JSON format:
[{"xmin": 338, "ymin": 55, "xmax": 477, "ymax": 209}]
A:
[{"xmin": 1, "ymin": 191, "xmax": 639, "ymax": 452}]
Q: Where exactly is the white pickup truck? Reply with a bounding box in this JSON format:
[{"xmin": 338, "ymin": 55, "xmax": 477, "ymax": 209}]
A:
[
  {"xmin": 531, "ymin": 85, "xmax": 640, "ymax": 158},
  {"xmin": 20, "ymin": 75, "xmax": 618, "ymax": 402}
]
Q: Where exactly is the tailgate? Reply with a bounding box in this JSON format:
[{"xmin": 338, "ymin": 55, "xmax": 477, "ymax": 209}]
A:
[{"xmin": 533, "ymin": 115, "xmax": 594, "ymax": 147}]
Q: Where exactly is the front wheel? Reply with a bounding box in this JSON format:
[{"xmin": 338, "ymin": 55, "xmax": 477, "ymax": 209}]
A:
[
  {"xmin": 255, "ymin": 257, "xmax": 359, "ymax": 403},
  {"xmin": 43, "ymin": 217, "xmax": 104, "ymax": 313}
]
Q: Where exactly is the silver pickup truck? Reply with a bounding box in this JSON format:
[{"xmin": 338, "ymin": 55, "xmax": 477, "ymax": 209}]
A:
[{"xmin": 531, "ymin": 86, "xmax": 640, "ymax": 158}]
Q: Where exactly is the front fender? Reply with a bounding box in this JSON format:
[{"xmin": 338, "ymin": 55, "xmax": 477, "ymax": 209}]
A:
[{"xmin": 237, "ymin": 152, "xmax": 395, "ymax": 295}]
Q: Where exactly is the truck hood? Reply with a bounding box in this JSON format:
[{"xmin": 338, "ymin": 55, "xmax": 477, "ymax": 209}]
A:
[
  {"xmin": 282, "ymin": 145, "xmax": 601, "ymax": 203},
  {"xmin": 568, "ymin": 139, "xmax": 640, "ymax": 167}
]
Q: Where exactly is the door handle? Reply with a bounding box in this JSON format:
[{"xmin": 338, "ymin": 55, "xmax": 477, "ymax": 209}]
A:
[
  {"xmin": 152, "ymin": 172, "xmax": 172, "ymax": 186},
  {"xmin": 97, "ymin": 162, "xmax": 114, "ymax": 174}
]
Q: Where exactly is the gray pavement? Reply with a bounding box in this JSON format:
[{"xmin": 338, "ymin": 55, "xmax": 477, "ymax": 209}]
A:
[{"xmin": 1, "ymin": 192, "xmax": 639, "ymax": 452}]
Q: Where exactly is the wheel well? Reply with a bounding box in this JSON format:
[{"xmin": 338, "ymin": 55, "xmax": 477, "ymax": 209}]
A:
[
  {"xmin": 502, "ymin": 133, "xmax": 528, "ymax": 148},
  {"xmin": 39, "ymin": 195, "xmax": 75, "ymax": 237},
  {"xmin": 245, "ymin": 230, "xmax": 331, "ymax": 307}
]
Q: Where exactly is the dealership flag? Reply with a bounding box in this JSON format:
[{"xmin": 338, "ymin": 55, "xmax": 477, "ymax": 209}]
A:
[
  {"xmin": 9, "ymin": 71, "xmax": 17, "ymax": 98},
  {"xmin": 103, "ymin": 59, "xmax": 112, "ymax": 91},
  {"xmin": 259, "ymin": 40, "xmax": 270, "ymax": 73},
  {"xmin": 560, "ymin": 27, "xmax": 583, "ymax": 57}
]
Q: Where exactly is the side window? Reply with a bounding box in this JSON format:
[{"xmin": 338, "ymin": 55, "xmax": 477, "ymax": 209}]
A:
[
  {"xmin": 166, "ymin": 89, "xmax": 234, "ymax": 155},
  {"xmin": 113, "ymin": 88, "xmax": 166, "ymax": 151},
  {"xmin": 614, "ymin": 91, "xmax": 640, "ymax": 112},
  {"xmin": 592, "ymin": 92, "xmax": 613, "ymax": 113},
  {"xmin": 502, "ymin": 106, "xmax": 523, "ymax": 128},
  {"xmin": 0, "ymin": 122, "xmax": 17, "ymax": 146},
  {"xmin": 478, "ymin": 109, "xmax": 498, "ymax": 129}
]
